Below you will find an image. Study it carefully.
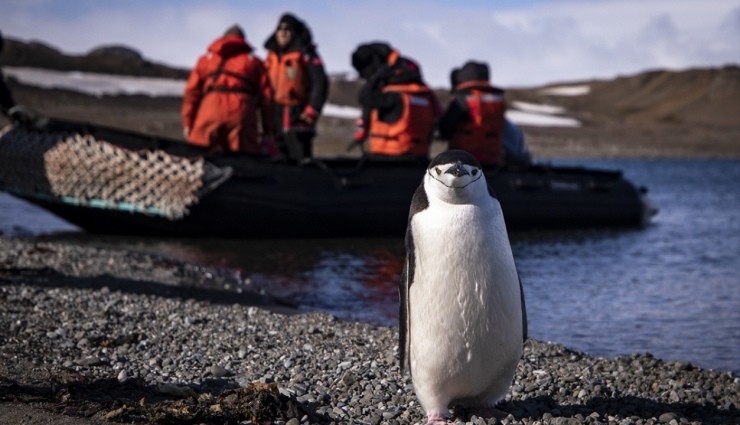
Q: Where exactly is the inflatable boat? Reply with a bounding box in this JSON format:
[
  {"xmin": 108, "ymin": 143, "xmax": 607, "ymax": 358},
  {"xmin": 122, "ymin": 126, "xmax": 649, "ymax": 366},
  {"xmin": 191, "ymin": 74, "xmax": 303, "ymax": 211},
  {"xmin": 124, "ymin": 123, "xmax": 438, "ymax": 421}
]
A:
[{"xmin": 0, "ymin": 117, "xmax": 656, "ymax": 238}]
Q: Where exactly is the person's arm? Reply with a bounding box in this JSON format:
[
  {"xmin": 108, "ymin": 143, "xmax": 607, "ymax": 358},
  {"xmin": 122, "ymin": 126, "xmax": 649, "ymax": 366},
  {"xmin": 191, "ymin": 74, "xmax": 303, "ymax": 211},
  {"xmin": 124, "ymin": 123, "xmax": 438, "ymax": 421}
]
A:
[
  {"xmin": 256, "ymin": 60, "xmax": 275, "ymax": 136},
  {"xmin": 0, "ymin": 70, "xmax": 16, "ymax": 117},
  {"xmin": 437, "ymin": 93, "xmax": 469, "ymax": 140},
  {"xmin": 302, "ymin": 49, "xmax": 328, "ymax": 121},
  {"xmin": 181, "ymin": 60, "xmax": 205, "ymax": 138}
]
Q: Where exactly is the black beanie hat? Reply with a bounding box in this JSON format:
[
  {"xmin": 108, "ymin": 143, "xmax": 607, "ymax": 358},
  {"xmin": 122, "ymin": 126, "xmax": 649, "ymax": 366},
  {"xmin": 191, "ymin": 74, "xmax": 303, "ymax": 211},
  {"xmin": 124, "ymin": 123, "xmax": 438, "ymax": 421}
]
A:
[
  {"xmin": 351, "ymin": 42, "xmax": 393, "ymax": 78},
  {"xmin": 454, "ymin": 61, "xmax": 490, "ymax": 86}
]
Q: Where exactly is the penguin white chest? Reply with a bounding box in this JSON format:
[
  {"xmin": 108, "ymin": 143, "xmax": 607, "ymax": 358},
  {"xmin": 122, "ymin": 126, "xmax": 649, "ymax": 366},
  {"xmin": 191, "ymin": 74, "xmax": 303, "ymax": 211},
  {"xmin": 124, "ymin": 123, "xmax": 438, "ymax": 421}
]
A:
[{"xmin": 408, "ymin": 201, "xmax": 522, "ymax": 403}]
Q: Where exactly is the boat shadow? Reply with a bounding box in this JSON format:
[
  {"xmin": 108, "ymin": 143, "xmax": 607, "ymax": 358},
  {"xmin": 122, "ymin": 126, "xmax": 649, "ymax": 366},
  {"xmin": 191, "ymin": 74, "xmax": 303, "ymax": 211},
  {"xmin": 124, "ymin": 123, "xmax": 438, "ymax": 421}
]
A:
[{"xmin": 0, "ymin": 267, "xmax": 297, "ymax": 312}]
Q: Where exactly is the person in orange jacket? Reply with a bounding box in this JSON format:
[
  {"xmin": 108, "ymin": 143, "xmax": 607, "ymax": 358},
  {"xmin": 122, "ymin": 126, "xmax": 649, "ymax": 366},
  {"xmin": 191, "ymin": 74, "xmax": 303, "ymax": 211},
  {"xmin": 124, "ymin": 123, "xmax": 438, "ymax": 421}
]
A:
[
  {"xmin": 438, "ymin": 61, "xmax": 506, "ymax": 165},
  {"xmin": 351, "ymin": 42, "xmax": 440, "ymax": 158},
  {"xmin": 439, "ymin": 61, "xmax": 531, "ymax": 166},
  {"xmin": 264, "ymin": 13, "xmax": 328, "ymax": 162},
  {"xmin": 182, "ymin": 25, "xmax": 275, "ymax": 154}
]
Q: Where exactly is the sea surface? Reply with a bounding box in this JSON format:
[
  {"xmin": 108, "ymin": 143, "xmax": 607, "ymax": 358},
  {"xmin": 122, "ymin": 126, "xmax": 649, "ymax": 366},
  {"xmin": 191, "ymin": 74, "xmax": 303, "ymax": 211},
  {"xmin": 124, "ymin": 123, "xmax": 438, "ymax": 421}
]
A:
[{"xmin": 1, "ymin": 158, "xmax": 738, "ymax": 374}]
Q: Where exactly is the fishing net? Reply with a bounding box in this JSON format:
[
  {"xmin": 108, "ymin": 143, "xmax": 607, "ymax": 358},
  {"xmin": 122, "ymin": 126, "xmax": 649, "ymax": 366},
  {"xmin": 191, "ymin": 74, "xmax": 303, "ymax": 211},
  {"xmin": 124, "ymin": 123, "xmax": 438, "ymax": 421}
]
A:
[{"xmin": 0, "ymin": 125, "xmax": 230, "ymax": 219}]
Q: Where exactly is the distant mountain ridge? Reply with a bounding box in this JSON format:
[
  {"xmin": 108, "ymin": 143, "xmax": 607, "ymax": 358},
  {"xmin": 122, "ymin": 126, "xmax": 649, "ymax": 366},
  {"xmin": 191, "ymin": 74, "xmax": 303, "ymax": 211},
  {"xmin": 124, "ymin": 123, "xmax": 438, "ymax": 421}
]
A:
[
  {"xmin": 2, "ymin": 36, "xmax": 739, "ymax": 129},
  {"xmin": 1, "ymin": 37, "xmax": 190, "ymax": 79}
]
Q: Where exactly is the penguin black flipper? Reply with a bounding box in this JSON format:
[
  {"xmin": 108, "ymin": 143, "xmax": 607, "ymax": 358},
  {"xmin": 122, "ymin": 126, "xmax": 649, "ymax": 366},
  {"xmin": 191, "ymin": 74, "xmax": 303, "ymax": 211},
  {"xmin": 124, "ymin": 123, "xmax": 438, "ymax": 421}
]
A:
[
  {"xmin": 488, "ymin": 180, "xmax": 527, "ymax": 341},
  {"xmin": 519, "ymin": 275, "xmax": 528, "ymax": 341},
  {"xmin": 399, "ymin": 182, "xmax": 429, "ymax": 372}
]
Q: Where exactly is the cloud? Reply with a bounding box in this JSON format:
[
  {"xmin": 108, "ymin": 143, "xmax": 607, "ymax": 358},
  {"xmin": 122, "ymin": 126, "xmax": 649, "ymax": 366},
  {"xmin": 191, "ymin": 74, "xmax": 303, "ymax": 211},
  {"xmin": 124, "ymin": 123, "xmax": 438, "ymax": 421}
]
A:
[{"xmin": 1, "ymin": 0, "xmax": 738, "ymax": 87}]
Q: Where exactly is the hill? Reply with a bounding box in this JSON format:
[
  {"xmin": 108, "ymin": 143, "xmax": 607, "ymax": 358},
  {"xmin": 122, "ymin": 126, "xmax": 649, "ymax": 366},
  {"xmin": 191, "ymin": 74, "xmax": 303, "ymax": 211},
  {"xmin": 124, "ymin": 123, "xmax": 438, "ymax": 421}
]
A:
[
  {"xmin": 1, "ymin": 36, "xmax": 738, "ymax": 158},
  {"xmin": 511, "ymin": 67, "xmax": 740, "ymax": 129},
  {"xmin": 2, "ymin": 37, "xmax": 189, "ymax": 79}
]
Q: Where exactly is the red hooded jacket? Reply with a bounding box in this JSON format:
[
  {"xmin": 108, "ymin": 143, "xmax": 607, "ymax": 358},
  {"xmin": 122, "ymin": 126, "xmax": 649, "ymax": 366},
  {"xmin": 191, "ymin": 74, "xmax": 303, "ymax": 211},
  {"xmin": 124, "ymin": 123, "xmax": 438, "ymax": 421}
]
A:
[{"xmin": 182, "ymin": 35, "xmax": 274, "ymax": 153}]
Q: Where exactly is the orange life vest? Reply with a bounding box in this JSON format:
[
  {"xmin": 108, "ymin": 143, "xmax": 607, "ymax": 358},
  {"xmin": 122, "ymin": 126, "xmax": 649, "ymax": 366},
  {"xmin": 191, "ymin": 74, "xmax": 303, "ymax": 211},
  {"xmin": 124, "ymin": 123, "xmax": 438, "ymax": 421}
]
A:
[
  {"xmin": 449, "ymin": 80, "xmax": 506, "ymax": 165},
  {"xmin": 369, "ymin": 83, "xmax": 437, "ymax": 156},
  {"xmin": 265, "ymin": 50, "xmax": 309, "ymax": 106}
]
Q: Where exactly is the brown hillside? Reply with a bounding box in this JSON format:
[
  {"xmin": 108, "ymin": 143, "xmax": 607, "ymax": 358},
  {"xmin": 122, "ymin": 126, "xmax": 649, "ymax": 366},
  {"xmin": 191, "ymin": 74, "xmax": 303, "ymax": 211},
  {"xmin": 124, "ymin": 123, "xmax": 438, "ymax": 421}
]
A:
[{"xmin": 510, "ymin": 66, "xmax": 740, "ymax": 129}]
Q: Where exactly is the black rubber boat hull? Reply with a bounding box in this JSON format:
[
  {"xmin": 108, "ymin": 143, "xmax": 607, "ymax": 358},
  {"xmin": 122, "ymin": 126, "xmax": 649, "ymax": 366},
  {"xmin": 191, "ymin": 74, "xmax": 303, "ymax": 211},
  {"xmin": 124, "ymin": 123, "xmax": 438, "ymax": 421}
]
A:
[{"xmin": 5, "ymin": 119, "xmax": 653, "ymax": 237}]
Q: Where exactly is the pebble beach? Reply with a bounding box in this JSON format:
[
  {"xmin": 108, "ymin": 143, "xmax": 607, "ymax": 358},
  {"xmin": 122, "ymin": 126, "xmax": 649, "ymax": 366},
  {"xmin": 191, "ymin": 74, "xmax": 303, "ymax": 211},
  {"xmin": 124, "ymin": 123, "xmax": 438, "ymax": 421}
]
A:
[{"xmin": 1, "ymin": 236, "xmax": 738, "ymax": 425}]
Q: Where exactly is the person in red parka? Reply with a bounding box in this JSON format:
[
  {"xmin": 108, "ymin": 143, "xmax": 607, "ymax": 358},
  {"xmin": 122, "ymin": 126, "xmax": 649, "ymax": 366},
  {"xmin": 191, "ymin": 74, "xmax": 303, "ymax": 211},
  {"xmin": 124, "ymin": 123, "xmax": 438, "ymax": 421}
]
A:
[{"xmin": 182, "ymin": 25, "xmax": 275, "ymax": 154}]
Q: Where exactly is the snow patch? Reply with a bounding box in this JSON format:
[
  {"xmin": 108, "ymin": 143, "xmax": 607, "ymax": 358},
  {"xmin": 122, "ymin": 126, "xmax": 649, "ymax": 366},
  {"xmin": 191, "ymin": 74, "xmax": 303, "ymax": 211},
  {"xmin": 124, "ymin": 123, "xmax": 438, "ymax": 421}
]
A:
[
  {"xmin": 511, "ymin": 100, "xmax": 566, "ymax": 115},
  {"xmin": 540, "ymin": 85, "xmax": 591, "ymax": 96},
  {"xmin": 5, "ymin": 67, "xmax": 186, "ymax": 97},
  {"xmin": 506, "ymin": 110, "xmax": 581, "ymax": 127},
  {"xmin": 4, "ymin": 67, "xmax": 580, "ymax": 126}
]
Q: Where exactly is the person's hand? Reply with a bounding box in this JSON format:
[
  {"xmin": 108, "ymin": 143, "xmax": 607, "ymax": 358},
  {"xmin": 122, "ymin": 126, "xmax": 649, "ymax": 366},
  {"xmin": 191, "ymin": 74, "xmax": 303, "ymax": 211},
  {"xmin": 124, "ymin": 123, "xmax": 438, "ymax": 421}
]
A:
[
  {"xmin": 299, "ymin": 105, "xmax": 317, "ymax": 125},
  {"xmin": 352, "ymin": 118, "xmax": 366, "ymax": 142},
  {"xmin": 347, "ymin": 118, "xmax": 367, "ymax": 152},
  {"xmin": 182, "ymin": 127, "xmax": 190, "ymax": 140}
]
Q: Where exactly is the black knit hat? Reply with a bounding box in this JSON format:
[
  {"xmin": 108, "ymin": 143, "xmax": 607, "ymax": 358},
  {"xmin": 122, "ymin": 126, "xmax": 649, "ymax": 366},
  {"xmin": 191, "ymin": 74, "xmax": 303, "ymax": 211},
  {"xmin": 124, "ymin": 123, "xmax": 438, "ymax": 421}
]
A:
[
  {"xmin": 351, "ymin": 42, "xmax": 393, "ymax": 78},
  {"xmin": 452, "ymin": 61, "xmax": 490, "ymax": 86}
]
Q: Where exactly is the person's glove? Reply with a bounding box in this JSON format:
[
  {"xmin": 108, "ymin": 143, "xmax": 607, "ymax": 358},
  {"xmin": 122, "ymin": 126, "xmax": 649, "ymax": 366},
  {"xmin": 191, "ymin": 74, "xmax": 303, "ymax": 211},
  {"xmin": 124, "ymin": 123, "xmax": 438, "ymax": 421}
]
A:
[
  {"xmin": 347, "ymin": 118, "xmax": 367, "ymax": 152},
  {"xmin": 352, "ymin": 118, "xmax": 366, "ymax": 142},
  {"xmin": 299, "ymin": 105, "xmax": 318, "ymax": 125}
]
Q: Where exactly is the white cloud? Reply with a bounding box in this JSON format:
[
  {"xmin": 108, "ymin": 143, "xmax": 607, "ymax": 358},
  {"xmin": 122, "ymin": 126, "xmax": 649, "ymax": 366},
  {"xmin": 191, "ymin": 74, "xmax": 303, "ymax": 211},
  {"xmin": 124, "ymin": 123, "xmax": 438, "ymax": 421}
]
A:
[{"xmin": 1, "ymin": 0, "xmax": 737, "ymax": 88}]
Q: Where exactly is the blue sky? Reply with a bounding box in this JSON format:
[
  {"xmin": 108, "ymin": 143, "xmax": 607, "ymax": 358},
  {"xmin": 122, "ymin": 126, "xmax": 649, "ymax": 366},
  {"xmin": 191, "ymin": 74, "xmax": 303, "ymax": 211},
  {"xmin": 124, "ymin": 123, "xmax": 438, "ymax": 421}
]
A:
[{"xmin": 1, "ymin": 0, "xmax": 738, "ymax": 87}]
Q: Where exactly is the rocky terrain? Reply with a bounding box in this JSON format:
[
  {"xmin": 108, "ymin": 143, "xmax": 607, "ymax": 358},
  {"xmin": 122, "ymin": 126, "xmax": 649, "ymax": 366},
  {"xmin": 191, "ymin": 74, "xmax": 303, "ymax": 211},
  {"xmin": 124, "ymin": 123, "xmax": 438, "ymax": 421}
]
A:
[
  {"xmin": 1, "ymin": 237, "xmax": 738, "ymax": 425},
  {"xmin": 1, "ymin": 37, "xmax": 739, "ymax": 425}
]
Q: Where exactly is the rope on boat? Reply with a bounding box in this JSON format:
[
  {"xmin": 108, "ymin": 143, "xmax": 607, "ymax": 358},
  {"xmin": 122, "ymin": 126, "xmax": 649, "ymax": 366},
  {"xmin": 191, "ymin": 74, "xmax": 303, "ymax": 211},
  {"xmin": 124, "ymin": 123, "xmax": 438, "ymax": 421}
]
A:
[{"xmin": 0, "ymin": 125, "xmax": 229, "ymax": 219}]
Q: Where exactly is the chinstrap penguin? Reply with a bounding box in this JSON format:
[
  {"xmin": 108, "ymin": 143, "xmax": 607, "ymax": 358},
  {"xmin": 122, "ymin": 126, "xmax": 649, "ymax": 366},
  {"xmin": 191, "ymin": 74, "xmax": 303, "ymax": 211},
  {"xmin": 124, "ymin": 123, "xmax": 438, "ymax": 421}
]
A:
[{"xmin": 399, "ymin": 150, "xmax": 527, "ymax": 424}]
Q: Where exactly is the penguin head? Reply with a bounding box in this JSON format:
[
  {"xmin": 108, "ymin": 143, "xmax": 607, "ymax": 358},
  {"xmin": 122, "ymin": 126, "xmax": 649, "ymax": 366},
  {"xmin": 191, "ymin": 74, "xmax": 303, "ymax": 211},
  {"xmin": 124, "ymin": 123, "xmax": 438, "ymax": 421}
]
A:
[{"xmin": 424, "ymin": 150, "xmax": 489, "ymax": 204}]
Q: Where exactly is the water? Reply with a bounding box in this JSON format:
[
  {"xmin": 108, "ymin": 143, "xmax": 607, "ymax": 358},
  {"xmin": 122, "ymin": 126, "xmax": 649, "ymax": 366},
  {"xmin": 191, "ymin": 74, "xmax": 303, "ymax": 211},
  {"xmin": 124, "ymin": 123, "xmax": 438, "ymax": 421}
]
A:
[{"xmin": 1, "ymin": 158, "xmax": 739, "ymax": 374}]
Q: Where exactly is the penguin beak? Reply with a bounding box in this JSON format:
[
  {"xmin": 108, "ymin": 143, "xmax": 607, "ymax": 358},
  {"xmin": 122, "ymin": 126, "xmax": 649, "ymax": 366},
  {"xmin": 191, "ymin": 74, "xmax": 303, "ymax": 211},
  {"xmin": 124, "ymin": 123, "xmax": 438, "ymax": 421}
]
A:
[{"xmin": 445, "ymin": 162, "xmax": 469, "ymax": 177}]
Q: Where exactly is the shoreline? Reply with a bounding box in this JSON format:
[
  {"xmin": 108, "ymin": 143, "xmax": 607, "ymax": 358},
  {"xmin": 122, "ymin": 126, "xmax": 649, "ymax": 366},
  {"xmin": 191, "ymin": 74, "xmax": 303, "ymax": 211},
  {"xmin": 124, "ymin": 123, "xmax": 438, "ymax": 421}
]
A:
[
  {"xmin": 3, "ymin": 81, "xmax": 740, "ymax": 161},
  {"xmin": 1, "ymin": 236, "xmax": 738, "ymax": 424}
]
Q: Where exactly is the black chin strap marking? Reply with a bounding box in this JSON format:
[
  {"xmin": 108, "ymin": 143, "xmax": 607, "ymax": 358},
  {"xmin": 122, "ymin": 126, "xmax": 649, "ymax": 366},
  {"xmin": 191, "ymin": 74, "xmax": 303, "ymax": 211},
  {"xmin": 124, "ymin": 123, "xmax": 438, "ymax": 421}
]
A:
[{"xmin": 427, "ymin": 169, "xmax": 482, "ymax": 189}]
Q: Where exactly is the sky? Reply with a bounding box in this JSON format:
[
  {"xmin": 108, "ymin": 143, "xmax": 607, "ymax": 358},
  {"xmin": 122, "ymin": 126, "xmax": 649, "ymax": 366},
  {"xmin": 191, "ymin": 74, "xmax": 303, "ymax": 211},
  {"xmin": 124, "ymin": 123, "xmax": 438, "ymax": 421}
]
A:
[{"xmin": 1, "ymin": 0, "xmax": 738, "ymax": 88}]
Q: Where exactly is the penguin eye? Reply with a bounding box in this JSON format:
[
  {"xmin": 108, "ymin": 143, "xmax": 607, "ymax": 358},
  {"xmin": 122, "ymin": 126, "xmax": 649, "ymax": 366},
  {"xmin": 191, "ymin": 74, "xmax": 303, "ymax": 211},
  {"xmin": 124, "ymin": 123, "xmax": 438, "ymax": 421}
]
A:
[
  {"xmin": 471, "ymin": 169, "xmax": 479, "ymax": 176},
  {"xmin": 435, "ymin": 167, "xmax": 442, "ymax": 176}
]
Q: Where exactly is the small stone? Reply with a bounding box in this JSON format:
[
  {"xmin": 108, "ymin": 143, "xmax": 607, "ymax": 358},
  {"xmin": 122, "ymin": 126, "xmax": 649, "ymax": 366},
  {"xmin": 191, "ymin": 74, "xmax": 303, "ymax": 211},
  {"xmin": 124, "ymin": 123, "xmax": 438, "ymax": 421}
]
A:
[
  {"xmin": 659, "ymin": 412, "xmax": 678, "ymax": 423},
  {"xmin": 209, "ymin": 364, "xmax": 231, "ymax": 377},
  {"xmin": 76, "ymin": 356, "xmax": 104, "ymax": 366},
  {"xmin": 117, "ymin": 369, "xmax": 128, "ymax": 382}
]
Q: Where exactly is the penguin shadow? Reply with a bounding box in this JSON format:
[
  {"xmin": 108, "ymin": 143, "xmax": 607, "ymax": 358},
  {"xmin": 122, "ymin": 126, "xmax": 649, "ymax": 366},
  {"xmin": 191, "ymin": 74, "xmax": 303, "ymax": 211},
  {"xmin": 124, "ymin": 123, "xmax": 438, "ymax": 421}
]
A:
[
  {"xmin": 0, "ymin": 266, "xmax": 295, "ymax": 311},
  {"xmin": 488, "ymin": 394, "xmax": 738, "ymax": 424}
]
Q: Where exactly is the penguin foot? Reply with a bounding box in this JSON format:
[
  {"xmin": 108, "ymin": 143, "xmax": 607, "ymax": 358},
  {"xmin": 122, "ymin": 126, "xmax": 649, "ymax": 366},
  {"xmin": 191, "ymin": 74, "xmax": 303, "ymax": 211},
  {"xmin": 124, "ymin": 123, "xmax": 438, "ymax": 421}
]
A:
[{"xmin": 426, "ymin": 410, "xmax": 452, "ymax": 424}]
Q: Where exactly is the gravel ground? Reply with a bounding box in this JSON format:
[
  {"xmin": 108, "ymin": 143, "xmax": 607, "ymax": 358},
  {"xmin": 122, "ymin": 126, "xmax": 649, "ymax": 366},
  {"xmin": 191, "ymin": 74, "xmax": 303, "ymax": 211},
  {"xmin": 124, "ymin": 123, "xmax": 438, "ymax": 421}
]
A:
[{"xmin": 0, "ymin": 236, "xmax": 738, "ymax": 425}]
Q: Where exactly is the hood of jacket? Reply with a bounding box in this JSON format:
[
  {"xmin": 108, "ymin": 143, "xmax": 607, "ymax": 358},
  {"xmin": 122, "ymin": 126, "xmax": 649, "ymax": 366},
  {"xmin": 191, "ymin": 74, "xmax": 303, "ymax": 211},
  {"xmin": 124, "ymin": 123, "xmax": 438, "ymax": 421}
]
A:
[
  {"xmin": 208, "ymin": 35, "xmax": 253, "ymax": 57},
  {"xmin": 264, "ymin": 13, "xmax": 315, "ymax": 53}
]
